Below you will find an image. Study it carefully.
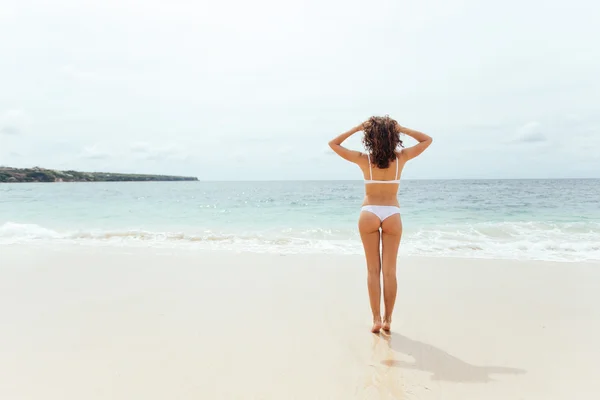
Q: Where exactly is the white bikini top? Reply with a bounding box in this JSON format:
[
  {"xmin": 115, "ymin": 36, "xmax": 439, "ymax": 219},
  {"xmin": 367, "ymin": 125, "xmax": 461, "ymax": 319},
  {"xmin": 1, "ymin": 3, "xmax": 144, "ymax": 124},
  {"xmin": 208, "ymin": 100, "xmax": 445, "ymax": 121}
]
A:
[{"xmin": 365, "ymin": 153, "xmax": 400, "ymax": 184}]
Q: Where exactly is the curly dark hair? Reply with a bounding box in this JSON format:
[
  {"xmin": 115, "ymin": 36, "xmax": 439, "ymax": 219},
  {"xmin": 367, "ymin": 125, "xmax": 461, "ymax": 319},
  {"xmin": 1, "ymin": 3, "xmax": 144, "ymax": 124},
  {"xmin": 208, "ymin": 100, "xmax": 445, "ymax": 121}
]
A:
[{"xmin": 362, "ymin": 115, "xmax": 403, "ymax": 169}]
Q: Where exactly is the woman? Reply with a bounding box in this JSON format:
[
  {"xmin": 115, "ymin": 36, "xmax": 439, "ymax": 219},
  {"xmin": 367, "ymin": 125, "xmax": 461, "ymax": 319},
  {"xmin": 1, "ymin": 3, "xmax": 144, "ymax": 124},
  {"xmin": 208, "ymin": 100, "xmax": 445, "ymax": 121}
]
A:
[{"xmin": 328, "ymin": 116, "xmax": 432, "ymax": 333}]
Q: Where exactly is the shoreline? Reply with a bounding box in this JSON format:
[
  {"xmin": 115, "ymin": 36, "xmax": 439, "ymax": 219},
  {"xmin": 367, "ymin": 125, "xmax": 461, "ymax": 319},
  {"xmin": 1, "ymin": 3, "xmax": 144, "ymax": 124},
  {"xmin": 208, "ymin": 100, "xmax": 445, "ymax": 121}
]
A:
[
  {"xmin": 0, "ymin": 167, "xmax": 198, "ymax": 183},
  {"xmin": 1, "ymin": 245, "xmax": 599, "ymax": 399},
  {"xmin": 2, "ymin": 238, "xmax": 598, "ymax": 264}
]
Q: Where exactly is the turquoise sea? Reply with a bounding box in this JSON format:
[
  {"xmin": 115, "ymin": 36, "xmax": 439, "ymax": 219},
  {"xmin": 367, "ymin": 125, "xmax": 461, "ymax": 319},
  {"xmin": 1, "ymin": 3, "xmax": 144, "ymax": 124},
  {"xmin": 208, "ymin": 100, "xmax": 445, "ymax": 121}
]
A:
[{"xmin": 1, "ymin": 179, "xmax": 599, "ymax": 262}]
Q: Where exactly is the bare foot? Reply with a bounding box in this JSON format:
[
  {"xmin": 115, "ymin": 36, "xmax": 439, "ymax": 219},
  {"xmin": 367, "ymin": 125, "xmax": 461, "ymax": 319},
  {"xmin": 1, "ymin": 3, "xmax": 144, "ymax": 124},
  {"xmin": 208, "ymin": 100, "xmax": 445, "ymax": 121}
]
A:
[
  {"xmin": 371, "ymin": 318, "xmax": 382, "ymax": 333},
  {"xmin": 382, "ymin": 318, "xmax": 391, "ymax": 332}
]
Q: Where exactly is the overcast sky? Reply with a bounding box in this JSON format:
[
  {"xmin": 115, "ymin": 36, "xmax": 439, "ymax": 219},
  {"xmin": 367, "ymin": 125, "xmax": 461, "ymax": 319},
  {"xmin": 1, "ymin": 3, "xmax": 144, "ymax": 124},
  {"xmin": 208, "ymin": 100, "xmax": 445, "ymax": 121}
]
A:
[{"xmin": 1, "ymin": 0, "xmax": 598, "ymax": 180}]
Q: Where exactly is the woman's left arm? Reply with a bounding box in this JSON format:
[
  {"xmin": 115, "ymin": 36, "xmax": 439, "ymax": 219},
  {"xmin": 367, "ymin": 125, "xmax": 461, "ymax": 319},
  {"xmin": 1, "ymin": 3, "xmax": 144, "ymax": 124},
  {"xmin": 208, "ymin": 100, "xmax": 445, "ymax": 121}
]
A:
[{"xmin": 328, "ymin": 122, "xmax": 365, "ymax": 163}]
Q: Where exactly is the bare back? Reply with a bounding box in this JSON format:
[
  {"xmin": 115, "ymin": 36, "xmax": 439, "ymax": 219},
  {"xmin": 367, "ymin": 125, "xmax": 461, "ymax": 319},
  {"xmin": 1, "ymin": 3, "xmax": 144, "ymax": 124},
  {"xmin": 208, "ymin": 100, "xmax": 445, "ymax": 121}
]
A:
[{"xmin": 359, "ymin": 150, "xmax": 406, "ymax": 207}]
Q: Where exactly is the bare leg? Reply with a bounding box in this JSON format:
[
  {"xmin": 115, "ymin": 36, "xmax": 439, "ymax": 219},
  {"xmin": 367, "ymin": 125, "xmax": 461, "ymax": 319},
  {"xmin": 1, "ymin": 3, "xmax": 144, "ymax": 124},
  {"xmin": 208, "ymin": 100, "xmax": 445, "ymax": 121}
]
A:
[
  {"xmin": 381, "ymin": 214, "xmax": 402, "ymax": 331},
  {"xmin": 359, "ymin": 211, "xmax": 382, "ymax": 333}
]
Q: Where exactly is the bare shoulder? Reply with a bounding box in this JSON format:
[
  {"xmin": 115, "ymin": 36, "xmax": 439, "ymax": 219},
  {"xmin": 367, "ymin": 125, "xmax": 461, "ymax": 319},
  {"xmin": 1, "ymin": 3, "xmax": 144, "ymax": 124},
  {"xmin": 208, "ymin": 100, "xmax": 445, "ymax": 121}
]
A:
[
  {"xmin": 396, "ymin": 148, "xmax": 408, "ymax": 162},
  {"xmin": 355, "ymin": 152, "xmax": 370, "ymax": 174},
  {"xmin": 357, "ymin": 151, "xmax": 369, "ymax": 164}
]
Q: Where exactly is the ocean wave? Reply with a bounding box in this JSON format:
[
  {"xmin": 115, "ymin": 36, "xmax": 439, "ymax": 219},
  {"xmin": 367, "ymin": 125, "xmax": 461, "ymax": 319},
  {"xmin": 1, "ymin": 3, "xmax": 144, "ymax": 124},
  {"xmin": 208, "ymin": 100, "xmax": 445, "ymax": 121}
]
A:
[
  {"xmin": 1, "ymin": 221, "xmax": 599, "ymax": 262},
  {"xmin": 402, "ymin": 221, "xmax": 600, "ymax": 262}
]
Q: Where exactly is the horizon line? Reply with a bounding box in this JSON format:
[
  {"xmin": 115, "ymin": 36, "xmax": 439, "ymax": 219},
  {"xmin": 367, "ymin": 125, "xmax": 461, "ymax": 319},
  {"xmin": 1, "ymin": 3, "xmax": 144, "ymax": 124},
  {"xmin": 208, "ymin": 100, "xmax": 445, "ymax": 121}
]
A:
[{"xmin": 191, "ymin": 177, "xmax": 599, "ymax": 182}]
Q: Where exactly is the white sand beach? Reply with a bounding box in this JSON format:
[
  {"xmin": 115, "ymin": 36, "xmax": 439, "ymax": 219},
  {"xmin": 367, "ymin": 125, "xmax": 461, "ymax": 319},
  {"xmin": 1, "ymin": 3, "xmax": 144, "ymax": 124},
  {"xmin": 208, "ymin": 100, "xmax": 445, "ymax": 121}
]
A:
[{"xmin": 1, "ymin": 245, "xmax": 599, "ymax": 399}]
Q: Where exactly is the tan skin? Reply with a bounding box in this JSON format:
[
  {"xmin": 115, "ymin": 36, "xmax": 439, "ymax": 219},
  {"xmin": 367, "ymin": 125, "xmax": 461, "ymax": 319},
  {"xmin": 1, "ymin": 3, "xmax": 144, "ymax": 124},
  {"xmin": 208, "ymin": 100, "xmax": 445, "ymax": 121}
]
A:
[{"xmin": 329, "ymin": 120, "xmax": 432, "ymax": 333}]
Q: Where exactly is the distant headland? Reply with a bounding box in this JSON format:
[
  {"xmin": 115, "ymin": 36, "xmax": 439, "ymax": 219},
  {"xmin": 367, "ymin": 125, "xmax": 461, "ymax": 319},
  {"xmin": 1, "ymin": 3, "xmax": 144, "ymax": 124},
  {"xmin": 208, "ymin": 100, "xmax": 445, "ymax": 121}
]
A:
[{"xmin": 0, "ymin": 167, "xmax": 198, "ymax": 183}]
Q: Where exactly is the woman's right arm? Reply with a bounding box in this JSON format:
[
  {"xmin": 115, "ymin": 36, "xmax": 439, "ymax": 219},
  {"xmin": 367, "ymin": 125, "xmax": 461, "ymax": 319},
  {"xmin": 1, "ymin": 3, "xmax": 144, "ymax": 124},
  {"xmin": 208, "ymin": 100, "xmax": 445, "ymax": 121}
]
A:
[{"xmin": 397, "ymin": 124, "xmax": 433, "ymax": 160}]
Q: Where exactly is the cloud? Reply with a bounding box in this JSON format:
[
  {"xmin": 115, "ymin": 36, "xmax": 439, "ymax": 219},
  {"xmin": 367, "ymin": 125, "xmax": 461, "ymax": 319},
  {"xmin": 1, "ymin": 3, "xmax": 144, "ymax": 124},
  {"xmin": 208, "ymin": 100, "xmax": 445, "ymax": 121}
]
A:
[
  {"xmin": 322, "ymin": 145, "xmax": 335, "ymax": 156},
  {"xmin": 520, "ymin": 132, "xmax": 547, "ymax": 143},
  {"xmin": 129, "ymin": 142, "xmax": 152, "ymax": 154},
  {"xmin": 229, "ymin": 150, "xmax": 246, "ymax": 163},
  {"xmin": 565, "ymin": 113, "xmax": 583, "ymax": 123},
  {"xmin": 275, "ymin": 145, "xmax": 293, "ymax": 155},
  {"xmin": 79, "ymin": 144, "xmax": 112, "ymax": 160},
  {"xmin": 0, "ymin": 126, "xmax": 20, "ymax": 135},
  {"xmin": 59, "ymin": 64, "xmax": 139, "ymax": 83},
  {"xmin": 129, "ymin": 142, "xmax": 188, "ymax": 161},
  {"xmin": 60, "ymin": 65, "xmax": 100, "ymax": 81},
  {"xmin": 513, "ymin": 122, "xmax": 548, "ymax": 143},
  {"xmin": 78, "ymin": 142, "xmax": 189, "ymax": 162},
  {"xmin": 0, "ymin": 109, "xmax": 29, "ymax": 135}
]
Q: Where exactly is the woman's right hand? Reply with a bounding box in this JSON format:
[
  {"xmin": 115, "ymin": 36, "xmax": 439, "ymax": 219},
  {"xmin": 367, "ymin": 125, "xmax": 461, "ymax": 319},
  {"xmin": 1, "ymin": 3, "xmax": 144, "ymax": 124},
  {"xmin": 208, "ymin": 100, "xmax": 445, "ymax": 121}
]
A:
[
  {"xmin": 358, "ymin": 120, "xmax": 371, "ymax": 132},
  {"xmin": 350, "ymin": 123, "xmax": 365, "ymax": 133}
]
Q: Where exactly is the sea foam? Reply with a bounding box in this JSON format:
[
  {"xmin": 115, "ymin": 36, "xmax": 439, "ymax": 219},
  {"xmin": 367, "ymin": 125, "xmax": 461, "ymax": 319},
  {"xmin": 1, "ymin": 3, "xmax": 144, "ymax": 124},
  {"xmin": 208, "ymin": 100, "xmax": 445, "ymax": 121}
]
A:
[{"xmin": 2, "ymin": 221, "xmax": 599, "ymax": 262}]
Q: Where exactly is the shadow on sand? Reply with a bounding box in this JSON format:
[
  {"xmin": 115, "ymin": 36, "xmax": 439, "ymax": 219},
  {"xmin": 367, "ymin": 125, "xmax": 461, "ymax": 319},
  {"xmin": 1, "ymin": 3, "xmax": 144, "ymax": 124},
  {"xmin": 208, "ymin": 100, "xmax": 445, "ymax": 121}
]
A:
[{"xmin": 380, "ymin": 332, "xmax": 526, "ymax": 383}]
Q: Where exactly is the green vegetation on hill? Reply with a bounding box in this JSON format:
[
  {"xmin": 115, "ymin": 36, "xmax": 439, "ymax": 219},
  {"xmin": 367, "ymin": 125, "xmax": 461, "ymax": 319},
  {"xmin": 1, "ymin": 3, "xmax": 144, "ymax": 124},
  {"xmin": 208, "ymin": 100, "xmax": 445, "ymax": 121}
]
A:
[{"xmin": 0, "ymin": 167, "xmax": 198, "ymax": 183}]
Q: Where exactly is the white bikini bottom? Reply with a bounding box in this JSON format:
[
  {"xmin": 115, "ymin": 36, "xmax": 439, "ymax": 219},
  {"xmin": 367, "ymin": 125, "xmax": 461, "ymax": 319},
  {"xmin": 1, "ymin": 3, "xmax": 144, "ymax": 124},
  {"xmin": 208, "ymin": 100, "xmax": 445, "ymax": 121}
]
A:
[{"xmin": 360, "ymin": 205, "xmax": 401, "ymax": 222}]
